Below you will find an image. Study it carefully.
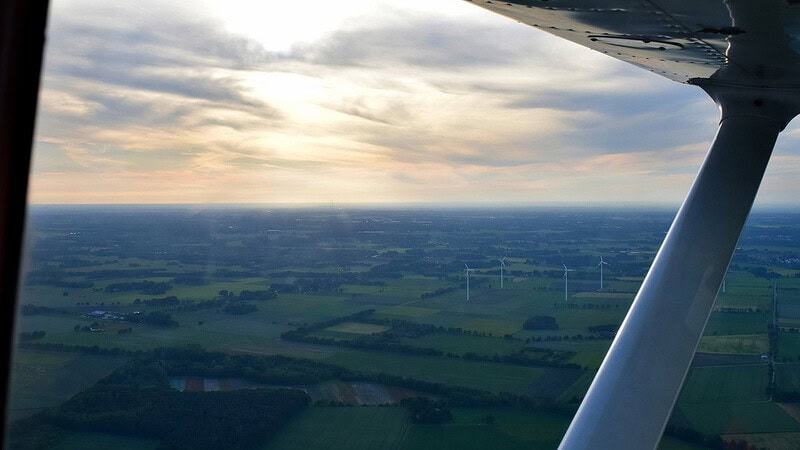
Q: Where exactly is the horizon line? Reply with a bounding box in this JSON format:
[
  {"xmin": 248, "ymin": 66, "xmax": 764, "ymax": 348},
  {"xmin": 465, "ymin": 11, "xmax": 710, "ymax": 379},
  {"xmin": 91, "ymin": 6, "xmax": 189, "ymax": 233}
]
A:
[{"xmin": 25, "ymin": 200, "xmax": 800, "ymax": 212}]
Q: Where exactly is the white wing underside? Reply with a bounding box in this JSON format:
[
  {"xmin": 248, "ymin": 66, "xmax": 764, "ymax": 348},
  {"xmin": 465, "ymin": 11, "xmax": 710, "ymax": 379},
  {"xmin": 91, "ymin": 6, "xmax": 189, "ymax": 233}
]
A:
[{"xmin": 469, "ymin": 0, "xmax": 800, "ymax": 89}]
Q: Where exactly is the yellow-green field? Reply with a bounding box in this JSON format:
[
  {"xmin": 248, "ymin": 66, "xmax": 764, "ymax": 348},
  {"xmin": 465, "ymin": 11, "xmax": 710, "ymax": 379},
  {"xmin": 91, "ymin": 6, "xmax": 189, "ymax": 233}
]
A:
[{"xmin": 698, "ymin": 334, "xmax": 769, "ymax": 355}]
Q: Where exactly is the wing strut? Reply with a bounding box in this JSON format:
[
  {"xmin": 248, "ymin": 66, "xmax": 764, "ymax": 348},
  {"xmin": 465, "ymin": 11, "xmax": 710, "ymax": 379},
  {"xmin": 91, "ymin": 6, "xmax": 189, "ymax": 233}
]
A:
[{"xmin": 559, "ymin": 86, "xmax": 797, "ymax": 449}]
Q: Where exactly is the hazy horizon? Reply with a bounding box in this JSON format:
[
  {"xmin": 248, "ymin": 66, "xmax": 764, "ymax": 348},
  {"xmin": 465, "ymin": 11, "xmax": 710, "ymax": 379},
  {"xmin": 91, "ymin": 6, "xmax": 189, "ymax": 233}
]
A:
[{"xmin": 25, "ymin": 200, "xmax": 800, "ymax": 213}]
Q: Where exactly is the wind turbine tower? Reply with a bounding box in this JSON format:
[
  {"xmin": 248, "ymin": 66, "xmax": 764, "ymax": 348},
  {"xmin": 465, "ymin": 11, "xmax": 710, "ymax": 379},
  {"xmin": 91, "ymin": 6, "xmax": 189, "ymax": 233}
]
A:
[
  {"xmin": 722, "ymin": 268, "xmax": 729, "ymax": 293},
  {"xmin": 598, "ymin": 256, "xmax": 609, "ymax": 291},
  {"xmin": 563, "ymin": 264, "xmax": 574, "ymax": 302},
  {"xmin": 465, "ymin": 264, "xmax": 476, "ymax": 301},
  {"xmin": 498, "ymin": 257, "xmax": 506, "ymax": 289}
]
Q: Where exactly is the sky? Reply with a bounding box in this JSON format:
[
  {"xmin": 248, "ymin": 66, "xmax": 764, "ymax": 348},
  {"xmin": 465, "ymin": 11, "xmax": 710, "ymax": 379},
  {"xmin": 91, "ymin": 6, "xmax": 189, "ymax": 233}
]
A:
[{"xmin": 27, "ymin": 0, "xmax": 800, "ymax": 206}]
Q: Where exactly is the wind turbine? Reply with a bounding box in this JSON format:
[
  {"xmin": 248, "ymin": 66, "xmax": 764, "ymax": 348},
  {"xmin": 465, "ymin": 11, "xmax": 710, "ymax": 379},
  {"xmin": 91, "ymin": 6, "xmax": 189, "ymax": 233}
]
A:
[
  {"xmin": 498, "ymin": 257, "xmax": 506, "ymax": 289},
  {"xmin": 464, "ymin": 264, "xmax": 475, "ymax": 302},
  {"xmin": 722, "ymin": 267, "xmax": 732, "ymax": 294},
  {"xmin": 598, "ymin": 256, "xmax": 609, "ymax": 291},
  {"xmin": 563, "ymin": 264, "xmax": 574, "ymax": 302}
]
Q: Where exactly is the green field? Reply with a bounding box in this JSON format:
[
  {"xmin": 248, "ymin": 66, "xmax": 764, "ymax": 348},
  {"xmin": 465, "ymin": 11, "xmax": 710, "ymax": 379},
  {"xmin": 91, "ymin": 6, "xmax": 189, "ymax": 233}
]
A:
[
  {"xmin": 555, "ymin": 370, "xmax": 596, "ymax": 403},
  {"xmin": 265, "ymin": 407, "xmax": 408, "ymax": 450},
  {"xmin": 326, "ymin": 349, "xmax": 549, "ymax": 394},
  {"xmin": 459, "ymin": 316, "xmax": 522, "ymax": 335},
  {"xmin": 309, "ymin": 330, "xmax": 357, "ymax": 341},
  {"xmin": 529, "ymin": 340, "xmax": 612, "ymax": 370},
  {"xmin": 704, "ymin": 312, "xmax": 769, "ymax": 336},
  {"xmin": 379, "ymin": 305, "xmax": 440, "ymax": 318},
  {"xmin": 551, "ymin": 308, "xmax": 628, "ymax": 333},
  {"xmin": 400, "ymin": 422, "xmax": 543, "ymax": 449},
  {"xmin": 572, "ymin": 292, "xmax": 634, "ymax": 299},
  {"xmin": 265, "ymin": 406, "xmax": 582, "ymax": 450},
  {"xmin": 399, "ymin": 333, "xmax": 525, "ymax": 357},
  {"xmin": 397, "ymin": 406, "xmax": 704, "ymax": 450},
  {"xmin": 658, "ymin": 438, "xmax": 719, "ymax": 450},
  {"xmin": 677, "ymin": 365, "xmax": 769, "ymax": 403},
  {"xmin": 53, "ymin": 432, "xmax": 159, "ymax": 450},
  {"xmin": 15, "ymin": 315, "xmax": 90, "ymax": 334},
  {"xmin": 31, "ymin": 296, "xmax": 374, "ymax": 353},
  {"xmin": 404, "ymin": 311, "xmax": 523, "ymax": 336},
  {"xmin": 9, "ymin": 350, "xmax": 129, "ymax": 419},
  {"xmin": 23, "ymin": 276, "xmax": 275, "ymax": 307},
  {"xmin": 399, "ymin": 407, "xmax": 569, "ymax": 450},
  {"xmin": 721, "ymin": 432, "xmax": 800, "ymax": 450},
  {"xmin": 676, "ymin": 402, "xmax": 800, "ymax": 435},
  {"xmin": 260, "ymin": 294, "xmax": 379, "ymax": 322},
  {"xmin": 341, "ymin": 276, "xmax": 451, "ymax": 300},
  {"xmin": 776, "ymin": 363, "xmax": 800, "ymax": 392},
  {"xmin": 38, "ymin": 320, "xmax": 284, "ymax": 353},
  {"xmin": 778, "ymin": 332, "xmax": 800, "ymax": 361}
]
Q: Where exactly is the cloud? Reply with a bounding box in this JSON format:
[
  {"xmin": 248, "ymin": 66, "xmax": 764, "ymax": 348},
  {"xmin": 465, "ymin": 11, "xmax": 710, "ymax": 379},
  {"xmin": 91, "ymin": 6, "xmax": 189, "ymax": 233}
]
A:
[
  {"xmin": 44, "ymin": 18, "xmax": 282, "ymax": 116},
  {"xmin": 30, "ymin": 0, "xmax": 800, "ymax": 206},
  {"xmin": 297, "ymin": 17, "xmax": 531, "ymax": 69},
  {"xmin": 32, "ymin": 5, "xmax": 289, "ymax": 179}
]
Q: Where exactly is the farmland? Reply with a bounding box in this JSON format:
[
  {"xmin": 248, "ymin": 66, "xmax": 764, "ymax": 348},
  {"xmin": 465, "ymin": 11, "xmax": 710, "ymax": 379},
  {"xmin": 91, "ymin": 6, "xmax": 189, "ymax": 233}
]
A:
[
  {"xmin": 8, "ymin": 349, "xmax": 128, "ymax": 420},
  {"xmin": 677, "ymin": 365, "xmax": 769, "ymax": 403},
  {"xmin": 326, "ymin": 349, "xmax": 553, "ymax": 394},
  {"xmin": 264, "ymin": 407, "xmax": 408, "ymax": 450},
  {"xmin": 52, "ymin": 433, "xmax": 158, "ymax": 450},
  {"xmin": 675, "ymin": 402, "xmax": 800, "ymax": 435},
  {"xmin": 10, "ymin": 206, "xmax": 800, "ymax": 448}
]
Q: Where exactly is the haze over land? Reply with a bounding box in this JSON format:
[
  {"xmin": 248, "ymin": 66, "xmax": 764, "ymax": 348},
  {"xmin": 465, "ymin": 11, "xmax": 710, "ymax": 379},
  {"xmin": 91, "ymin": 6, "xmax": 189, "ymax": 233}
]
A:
[{"xmin": 29, "ymin": 0, "xmax": 800, "ymax": 206}]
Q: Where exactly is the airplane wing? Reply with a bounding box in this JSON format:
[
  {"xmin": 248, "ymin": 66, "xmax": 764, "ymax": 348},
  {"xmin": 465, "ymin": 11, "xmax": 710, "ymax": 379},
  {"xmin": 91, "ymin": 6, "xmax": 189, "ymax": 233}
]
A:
[
  {"xmin": 469, "ymin": 0, "xmax": 800, "ymax": 88},
  {"xmin": 466, "ymin": 1, "xmax": 800, "ymax": 449}
]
